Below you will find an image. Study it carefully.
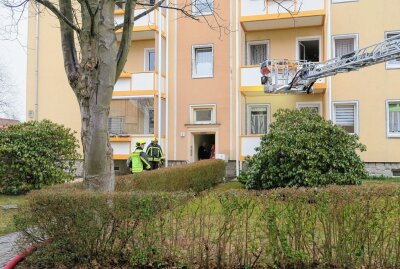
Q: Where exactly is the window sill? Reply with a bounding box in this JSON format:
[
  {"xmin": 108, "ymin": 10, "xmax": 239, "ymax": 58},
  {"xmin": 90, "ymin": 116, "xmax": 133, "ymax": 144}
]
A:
[
  {"xmin": 192, "ymin": 74, "xmax": 214, "ymax": 79},
  {"xmin": 385, "ymin": 65, "xmax": 400, "ymax": 70},
  {"xmin": 184, "ymin": 123, "xmax": 221, "ymax": 127},
  {"xmin": 387, "ymin": 134, "xmax": 400, "ymax": 138}
]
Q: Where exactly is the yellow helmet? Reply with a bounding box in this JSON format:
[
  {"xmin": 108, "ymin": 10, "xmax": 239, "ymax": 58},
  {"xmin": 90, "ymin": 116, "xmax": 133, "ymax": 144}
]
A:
[
  {"xmin": 152, "ymin": 137, "xmax": 158, "ymax": 142},
  {"xmin": 136, "ymin": 139, "xmax": 146, "ymax": 145}
]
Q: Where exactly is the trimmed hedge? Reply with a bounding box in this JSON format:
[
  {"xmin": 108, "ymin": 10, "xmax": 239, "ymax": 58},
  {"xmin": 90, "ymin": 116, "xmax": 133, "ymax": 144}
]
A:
[
  {"xmin": 116, "ymin": 159, "xmax": 226, "ymax": 193},
  {"xmin": 16, "ymin": 185, "xmax": 400, "ymax": 268}
]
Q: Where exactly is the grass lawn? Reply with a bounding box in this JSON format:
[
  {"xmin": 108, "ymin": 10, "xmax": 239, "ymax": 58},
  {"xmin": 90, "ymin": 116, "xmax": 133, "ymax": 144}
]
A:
[
  {"xmin": 0, "ymin": 195, "xmax": 28, "ymax": 235},
  {"xmin": 362, "ymin": 177, "xmax": 400, "ymax": 185}
]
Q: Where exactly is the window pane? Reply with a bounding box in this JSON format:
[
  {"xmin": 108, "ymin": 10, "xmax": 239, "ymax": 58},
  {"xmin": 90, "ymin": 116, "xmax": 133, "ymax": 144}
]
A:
[
  {"xmin": 249, "ymin": 44, "xmax": 267, "ymax": 65},
  {"xmin": 194, "ymin": 0, "xmax": 213, "ymax": 14},
  {"xmin": 248, "ymin": 106, "xmax": 268, "ymax": 134},
  {"xmin": 195, "ymin": 47, "xmax": 213, "ymax": 76},
  {"xmin": 335, "ymin": 38, "xmax": 355, "ymax": 58},
  {"xmin": 386, "ymin": 33, "xmax": 400, "ymax": 66},
  {"xmin": 389, "ymin": 103, "xmax": 400, "ymax": 133},
  {"xmin": 335, "ymin": 104, "xmax": 355, "ymax": 133},
  {"xmin": 109, "ymin": 98, "xmax": 154, "ymax": 135},
  {"xmin": 195, "ymin": 109, "xmax": 212, "ymax": 122},
  {"xmin": 148, "ymin": 51, "xmax": 155, "ymax": 71}
]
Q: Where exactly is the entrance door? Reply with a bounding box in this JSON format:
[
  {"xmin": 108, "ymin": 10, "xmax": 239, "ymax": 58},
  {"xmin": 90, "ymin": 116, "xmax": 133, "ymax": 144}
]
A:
[{"xmin": 192, "ymin": 133, "xmax": 215, "ymax": 162}]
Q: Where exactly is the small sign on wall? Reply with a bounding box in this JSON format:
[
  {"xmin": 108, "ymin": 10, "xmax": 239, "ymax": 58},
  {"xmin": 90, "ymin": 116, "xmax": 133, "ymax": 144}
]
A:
[{"xmin": 215, "ymin": 154, "xmax": 227, "ymax": 162}]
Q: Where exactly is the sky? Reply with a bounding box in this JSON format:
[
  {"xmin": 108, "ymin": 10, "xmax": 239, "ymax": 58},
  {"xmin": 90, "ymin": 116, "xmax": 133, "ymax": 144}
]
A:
[{"xmin": 0, "ymin": 4, "xmax": 28, "ymax": 121}]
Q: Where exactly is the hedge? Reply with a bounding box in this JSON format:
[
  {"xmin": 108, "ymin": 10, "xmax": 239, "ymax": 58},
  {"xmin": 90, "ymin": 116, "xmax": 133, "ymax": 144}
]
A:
[
  {"xmin": 116, "ymin": 159, "xmax": 226, "ymax": 193},
  {"xmin": 16, "ymin": 185, "xmax": 400, "ymax": 268}
]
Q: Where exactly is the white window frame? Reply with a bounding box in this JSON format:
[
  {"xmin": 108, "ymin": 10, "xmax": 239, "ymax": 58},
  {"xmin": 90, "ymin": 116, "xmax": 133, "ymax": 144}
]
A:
[
  {"xmin": 332, "ymin": 34, "xmax": 359, "ymax": 58},
  {"xmin": 385, "ymin": 31, "xmax": 400, "ymax": 69},
  {"xmin": 296, "ymin": 36, "xmax": 322, "ymax": 62},
  {"xmin": 332, "ymin": 101, "xmax": 359, "ymax": 135},
  {"xmin": 296, "ymin": 102, "xmax": 323, "ymax": 116},
  {"xmin": 192, "ymin": 0, "xmax": 214, "ymax": 16},
  {"xmin": 144, "ymin": 48, "xmax": 155, "ymax": 72},
  {"xmin": 332, "ymin": 0, "xmax": 358, "ymax": 3},
  {"xmin": 246, "ymin": 104, "xmax": 271, "ymax": 135},
  {"xmin": 190, "ymin": 104, "xmax": 217, "ymax": 124},
  {"xmin": 386, "ymin": 100, "xmax": 400, "ymax": 138},
  {"xmin": 246, "ymin": 40, "xmax": 270, "ymax": 66},
  {"xmin": 192, "ymin": 44, "xmax": 214, "ymax": 78}
]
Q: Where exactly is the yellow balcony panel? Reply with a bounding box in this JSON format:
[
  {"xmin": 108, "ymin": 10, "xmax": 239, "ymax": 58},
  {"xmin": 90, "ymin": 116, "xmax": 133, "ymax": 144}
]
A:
[
  {"xmin": 114, "ymin": 72, "xmax": 159, "ymax": 95},
  {"xmin": 240, "ymin": 0, "xmax": 325, "ymax": 31}
]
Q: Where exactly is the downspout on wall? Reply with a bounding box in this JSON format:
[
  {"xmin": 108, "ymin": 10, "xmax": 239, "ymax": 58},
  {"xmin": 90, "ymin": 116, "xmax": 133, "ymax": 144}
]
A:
[
  {"xmin": 235, "ymin": 0, "xmax": 240, "ymax": 177},
  {"xmin": 165, "ymin": 8, "xmax": 169, "ymax": 166},
  {"xmin": 34, "ymin": 3, "xmax": 40, "ymax": 121},
  {"xmin": 327, "ymin": 0, "xmax": 332, "ymax": 120}
]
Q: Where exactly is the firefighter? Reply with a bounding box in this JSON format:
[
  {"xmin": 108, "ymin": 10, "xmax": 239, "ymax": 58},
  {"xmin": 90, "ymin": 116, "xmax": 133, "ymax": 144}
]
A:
[
  {"xmin": 146, "ymin": 137, "xmax": 165, "ymax": 170},
  {"xmin": 127, "ymin": 140, "xmax": 151, "ymax": 173}
]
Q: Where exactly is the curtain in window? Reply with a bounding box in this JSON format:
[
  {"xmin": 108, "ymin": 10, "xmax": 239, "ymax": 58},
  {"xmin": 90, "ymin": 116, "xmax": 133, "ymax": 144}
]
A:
[
  {"xmin": 335, "ymin": 104, "xmax": 355, "ymax": 133},
  {"xmin": 148, "ymin": 51, "xmax": 155, "ymax": 71},
  {"xmin": 335, "ymin": 38, "xmax": 354, "ymax": 58},
  {"xmin": 194, "ymin": 0, "xmax": 213, "ymax": 14},
  {"xmin": 250, "ymin": 44, "xmax": 267, "ymax": 65},
  {"xmin": 389, "ymin": 103, "xmax": 400, "ymax": 133},
  {"xmin": 249, "ymin": 106, "xmax": 268, "ymax": 134},
  {"xmin": 195, "ymin": 47, "xmax": 213, "ymax": 76}
]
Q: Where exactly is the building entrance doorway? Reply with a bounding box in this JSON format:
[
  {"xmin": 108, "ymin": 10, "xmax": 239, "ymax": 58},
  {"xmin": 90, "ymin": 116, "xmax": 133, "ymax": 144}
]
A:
[{"xmin": 193, "ymin": 133, "xmax": 215, "ymax": 161}]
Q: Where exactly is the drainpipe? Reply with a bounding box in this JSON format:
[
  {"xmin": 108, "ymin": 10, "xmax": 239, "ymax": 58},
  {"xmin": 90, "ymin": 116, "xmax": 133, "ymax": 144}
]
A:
[
  {"xmin": 165, "ymin": 8, "xmax": 169, "ymax": 166},
  {"xmin": 235, "ymin": 0, "xmax": 240, "ymax": 177},
  {"xmin": 327, "ymin": 0, "xmax": 332, "ymax": 120},
  {"xmin": 34, "ymin": 3, "xmax": 40, "ymax": 120},
  {"xmin": 157, "ymin": 9, "xmax": 162, "ymax": 142},
  {"xmin": 229, "ymin": 0, "xmax": 233, "ymax": 161}
]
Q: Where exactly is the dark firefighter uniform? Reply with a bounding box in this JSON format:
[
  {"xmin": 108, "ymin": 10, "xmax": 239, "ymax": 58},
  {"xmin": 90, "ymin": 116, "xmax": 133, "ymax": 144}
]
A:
[{"xmin": 146, "ymin": 137, "xmax": 164, "ymax": 170}]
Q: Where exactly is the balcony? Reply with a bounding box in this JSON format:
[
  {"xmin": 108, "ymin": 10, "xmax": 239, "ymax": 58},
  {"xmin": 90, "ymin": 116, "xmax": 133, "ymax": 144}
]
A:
[
  {"xmin": 110, "ymin": 136, "xmax": 165, "ymax": 160},
  {"xmin": 240, "ymin": 65, "xmax": 326, "ymax": 95},
  {"xmin": 115, "ymin": 8, "xmax": 166, "ymax": 40},
  {"xmin": 240, "ymin": 135, "xmax": 262, "ymax": 161},
  {"xmin": 114, "ymin": 72, "xmax": 165, "ymax": 96},
  {"xmin": 240, "ymin": 0, "xmax": 325, "ymax": 31}
]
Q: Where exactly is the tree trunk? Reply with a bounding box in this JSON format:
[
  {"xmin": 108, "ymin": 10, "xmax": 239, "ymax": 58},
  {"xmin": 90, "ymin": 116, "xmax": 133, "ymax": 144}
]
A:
[{"xmin": 76, "ymin": 1, "xmax": 117, "ymax": 192}]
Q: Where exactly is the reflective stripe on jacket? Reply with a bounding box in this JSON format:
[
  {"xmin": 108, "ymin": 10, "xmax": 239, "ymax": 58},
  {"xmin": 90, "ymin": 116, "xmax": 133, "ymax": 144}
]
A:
[
  {"xmin": 146, "ymin": 144, "xmax": 164, "ymax": 162},
  {"xmin": 130, "ymin": 148, "xmax": 151, "ymax": 173}
]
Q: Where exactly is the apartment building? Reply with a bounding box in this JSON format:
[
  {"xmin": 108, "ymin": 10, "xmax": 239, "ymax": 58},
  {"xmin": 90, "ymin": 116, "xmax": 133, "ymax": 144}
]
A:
[{"xmin": 26, "ymin": 0, "xmax": 400, "ymax": 176}]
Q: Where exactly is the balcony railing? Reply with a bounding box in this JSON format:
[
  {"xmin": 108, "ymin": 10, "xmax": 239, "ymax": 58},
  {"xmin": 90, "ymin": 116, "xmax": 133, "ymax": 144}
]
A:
[
  {"xmin": 240, "ymin": 0, "xmax": 325, "ymax": 31},
  {"xmin": 240, "ymin": 135, "xmax": 262, "ymax": 160},
  {"xmin": 115, "ymin": 9, "xmax": 166, "ymax": 38}
]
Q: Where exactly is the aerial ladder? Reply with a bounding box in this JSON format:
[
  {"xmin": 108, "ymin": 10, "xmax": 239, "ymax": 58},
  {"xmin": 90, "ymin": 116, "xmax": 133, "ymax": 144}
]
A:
[{"xmin": 260, "ymin": 34, "xmax": 400, "ymax": 93}]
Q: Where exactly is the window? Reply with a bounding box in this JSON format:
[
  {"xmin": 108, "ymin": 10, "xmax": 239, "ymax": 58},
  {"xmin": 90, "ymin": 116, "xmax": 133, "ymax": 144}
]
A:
[
  {"xmin": 333, "ymin": 102, "xmax": 358, "ymax": 134},
  {"xmin": 247, "ymin": 104, "xmax": 270, "ymax": 135},
  {"xmin": 192, "ymin": 45, "xmax": 213, "ymax": 78},
  {"xmin": 144, "ymin": 48, "xmax": 155, "ymax": 71},
  {"xmin": 192, "ymin": 0, "xmax": 214, "ymax": 16},
  {"xmin": 297, "ymin": 37, "xmax": 320, "ymax": 62},
  {"xmin": 387, "ymin": 100, "xmax": 400, "ymax": 137},
  {"xmin": 190, "ymin": 104, "xmax": 216, "ymax": 124},
  {"xmin": 108, "ymin": 98, "xmax": 154, "ymax": 135},
  {"xmin": 385, "ymin": 31, "xmax": 400, "ymax": 69},
  {"xmin": 296, "ymin": 102, "xmax": 322, "ymax": 116},
  {"xmin": 247, "ymin": 41, "xmax": 269, "ymax": 65},
  {"xmin": 333, "ymin": 34, "xmax": 358, "ymax": 58}
]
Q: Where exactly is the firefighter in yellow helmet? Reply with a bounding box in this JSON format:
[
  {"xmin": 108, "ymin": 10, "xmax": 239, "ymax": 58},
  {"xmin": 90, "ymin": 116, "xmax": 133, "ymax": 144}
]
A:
[
  {"xmin": 146, "ymin": 137, "xmax": 165, "ymax": 170},
  {"xmin": 127, "ymin": 139, "xmax": 151, "ymax": 173}
]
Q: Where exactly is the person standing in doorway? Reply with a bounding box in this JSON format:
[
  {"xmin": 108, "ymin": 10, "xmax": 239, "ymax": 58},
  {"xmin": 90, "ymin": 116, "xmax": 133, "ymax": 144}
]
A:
[
  {"xmin": 198, "ymin": 141, "xmax": 210, "ymax": 160},
  {"xmin": 146, "ymin": 137, "xmax": 164, "ymax": 170},
  {"xmin": 127, "ymin": 140, "xmax": 151, "ymax": 173},
  {"xmin": 210, "ymin": 144, "xmax": 216, "ymax": 159}
]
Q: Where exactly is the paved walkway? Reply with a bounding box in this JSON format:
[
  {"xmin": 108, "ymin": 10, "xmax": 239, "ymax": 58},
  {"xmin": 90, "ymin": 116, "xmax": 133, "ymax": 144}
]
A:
[{"xmin": 0, "ymin": 232, "xmax": 19, "ymax": 268}]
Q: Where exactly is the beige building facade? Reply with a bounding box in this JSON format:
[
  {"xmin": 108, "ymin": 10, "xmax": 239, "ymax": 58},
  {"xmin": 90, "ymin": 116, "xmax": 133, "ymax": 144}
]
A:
[{"xmin": 26, "ymin": 0, "xmax": 400, "ymax": 176}]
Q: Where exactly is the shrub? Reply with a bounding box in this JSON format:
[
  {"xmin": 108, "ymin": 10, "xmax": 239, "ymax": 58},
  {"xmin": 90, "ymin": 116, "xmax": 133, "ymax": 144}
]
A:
[
  {"xmin": 239, "ymin": 109, "xmax": 367, "ymax": 189},
  {"xmin": 116, "ymin": 159, "xmax": 226, "ymax": 193},
  {"xmin": 16, "ymin": 185, "xmax": 400, "ymax": 268},
  {"xmin": 0, "ymin": 120, "xmax": 80, "ymax": 194}
]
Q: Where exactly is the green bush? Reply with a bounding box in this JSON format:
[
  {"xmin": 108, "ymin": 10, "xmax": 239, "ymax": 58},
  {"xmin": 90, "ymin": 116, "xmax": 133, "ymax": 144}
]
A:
[
  {"xmin": 0, "ymin": 120, "xmax": 80, "ymax": 194},
  {"xmin": 240, "ymin": 109, "xmax": 367, "ymax": 189},
  {"xmin": 16, "ymin": 185, "xmax": 400, "ymax": 268},
  {"xmin": 116, "ymin": 159, "xmax": 226, "ymax": 193}
]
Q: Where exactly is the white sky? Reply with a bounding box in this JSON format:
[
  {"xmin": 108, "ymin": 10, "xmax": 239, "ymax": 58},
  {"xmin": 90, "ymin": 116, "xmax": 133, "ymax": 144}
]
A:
[{"xmin": 0, "ymin": 4, "xmax": 28, "ymax": 121}]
